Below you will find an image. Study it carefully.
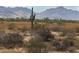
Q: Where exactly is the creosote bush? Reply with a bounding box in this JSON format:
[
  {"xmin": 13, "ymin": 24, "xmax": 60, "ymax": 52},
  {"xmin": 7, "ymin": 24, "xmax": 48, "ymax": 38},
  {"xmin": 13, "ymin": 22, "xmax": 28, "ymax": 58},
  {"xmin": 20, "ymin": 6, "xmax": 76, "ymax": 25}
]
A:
[
  {"xmin": 51, "ymin": 35, "xmax": 75, "ymax": 52},
  {"xmin": 2, "ymin": 33, "xmax": 23, "ymax": 49},
  {"xmin": 36, "ymin": 28, "xmax": 55, "ymax": 42}
]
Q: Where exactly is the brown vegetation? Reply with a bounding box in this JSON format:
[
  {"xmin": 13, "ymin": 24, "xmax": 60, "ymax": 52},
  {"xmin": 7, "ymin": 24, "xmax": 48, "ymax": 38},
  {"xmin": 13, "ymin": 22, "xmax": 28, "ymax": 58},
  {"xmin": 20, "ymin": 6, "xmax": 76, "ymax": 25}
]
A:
[{"xmin": 0, "ymin": 21, "xmax": 78, "ymax": 52}]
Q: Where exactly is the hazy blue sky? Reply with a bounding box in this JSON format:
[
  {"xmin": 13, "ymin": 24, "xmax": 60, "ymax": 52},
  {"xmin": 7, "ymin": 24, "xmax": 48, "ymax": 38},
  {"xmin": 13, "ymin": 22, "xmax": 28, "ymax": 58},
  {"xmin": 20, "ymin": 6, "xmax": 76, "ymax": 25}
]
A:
[
  {"xmin": 0, "ymin": 0, "xmax": 79, "ymax": 13},
  {"xmin": 27, "ymin": 6, "xmax": 79, "ymax": 13}
]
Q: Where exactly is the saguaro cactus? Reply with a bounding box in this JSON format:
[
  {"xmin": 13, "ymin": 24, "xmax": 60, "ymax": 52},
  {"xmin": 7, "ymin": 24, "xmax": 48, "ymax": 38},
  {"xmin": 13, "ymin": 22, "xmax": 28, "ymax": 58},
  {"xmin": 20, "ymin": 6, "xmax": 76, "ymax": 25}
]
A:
[{"xmin": 30, "ymin": 7, "xmax": 35, "ymax": 29}]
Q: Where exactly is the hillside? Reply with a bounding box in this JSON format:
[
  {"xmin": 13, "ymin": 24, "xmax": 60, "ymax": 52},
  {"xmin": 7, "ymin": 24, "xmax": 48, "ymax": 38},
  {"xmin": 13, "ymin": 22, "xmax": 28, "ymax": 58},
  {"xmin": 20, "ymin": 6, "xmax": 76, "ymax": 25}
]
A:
[{"xmin": 37, "ymin": 7, "xmax": 79, "ymax": 20}]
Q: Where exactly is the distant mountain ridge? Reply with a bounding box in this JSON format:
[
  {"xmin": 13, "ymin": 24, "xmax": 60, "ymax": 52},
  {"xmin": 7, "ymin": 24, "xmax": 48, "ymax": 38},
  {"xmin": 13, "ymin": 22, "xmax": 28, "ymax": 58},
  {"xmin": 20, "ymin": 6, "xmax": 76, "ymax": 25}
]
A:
[
  {"xmin": 0, "ymin": 6, "xmax": 32, "ymax": 18},
  {"xmin": 37, "ymin": 7, "xmax": 79, "ymax": 20},
  {"xmin": 0, "ymin": 6, "xmax": 79, "ymax": 20}
]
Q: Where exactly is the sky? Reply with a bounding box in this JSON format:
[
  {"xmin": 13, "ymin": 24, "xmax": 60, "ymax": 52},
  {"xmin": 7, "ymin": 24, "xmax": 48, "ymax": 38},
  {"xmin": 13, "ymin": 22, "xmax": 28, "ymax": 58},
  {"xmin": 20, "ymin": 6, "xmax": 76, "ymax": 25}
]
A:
[
  {"xmin": 0, "ymin": 0, "xmax": 79, "ymax": 13},
  {"xmin": 27, "ymin": 6, "xmax": 79, "ymax": 13}
]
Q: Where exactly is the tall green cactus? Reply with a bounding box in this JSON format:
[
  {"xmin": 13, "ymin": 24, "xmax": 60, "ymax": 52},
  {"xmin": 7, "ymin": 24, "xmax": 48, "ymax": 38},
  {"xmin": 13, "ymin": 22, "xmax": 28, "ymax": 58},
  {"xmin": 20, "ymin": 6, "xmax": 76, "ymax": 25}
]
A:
[{"xmin": 30, "ymin": 7, "xmax": 35, "ymax": 29}]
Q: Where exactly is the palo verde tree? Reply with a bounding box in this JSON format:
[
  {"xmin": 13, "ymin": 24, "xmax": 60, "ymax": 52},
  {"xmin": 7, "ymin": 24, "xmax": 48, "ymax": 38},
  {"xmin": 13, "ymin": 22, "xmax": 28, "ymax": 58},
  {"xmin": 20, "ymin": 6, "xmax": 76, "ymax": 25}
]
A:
[{"xmin": 30, "ymin": 7, "xmax": 36, "ymax": 29}]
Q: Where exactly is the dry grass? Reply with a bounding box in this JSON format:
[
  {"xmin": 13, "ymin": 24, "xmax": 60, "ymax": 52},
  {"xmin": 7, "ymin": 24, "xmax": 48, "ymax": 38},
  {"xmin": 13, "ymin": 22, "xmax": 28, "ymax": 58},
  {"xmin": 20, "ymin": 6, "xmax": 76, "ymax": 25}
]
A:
[
  {"xmin": 0, "ymin": 21, "xmax": 78, "ymax": 52},
  {"xmin": 64, "ymin": 23, "xmax": 79, "ymax": 30},
  {"xmin": 0, "ymin": 21, "xmax": 79, "ymax": 31}
]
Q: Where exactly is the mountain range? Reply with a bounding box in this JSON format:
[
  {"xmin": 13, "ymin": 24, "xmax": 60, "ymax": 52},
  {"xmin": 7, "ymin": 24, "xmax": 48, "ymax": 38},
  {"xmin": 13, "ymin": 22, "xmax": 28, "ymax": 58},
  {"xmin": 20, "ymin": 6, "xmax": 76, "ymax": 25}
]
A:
[
  {"xmin": 0, "ymin": 6, "xmax": 79, "ymax": 20},
  {"xmin": 0, "ymin": 6, "xmax": 31, "ymax": 18}
]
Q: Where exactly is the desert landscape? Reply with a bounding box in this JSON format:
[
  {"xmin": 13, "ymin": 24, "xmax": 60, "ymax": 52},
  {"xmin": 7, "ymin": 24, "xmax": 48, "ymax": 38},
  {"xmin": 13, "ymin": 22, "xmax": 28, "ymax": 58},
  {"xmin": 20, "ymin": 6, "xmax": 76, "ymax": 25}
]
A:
[
  {"xmin": 0, "ymin": 18, "xmax": 78, "ymax": 53},
  {"xmin": 0, "ymin": 6, "xmax": 78, "ymax": 53}
]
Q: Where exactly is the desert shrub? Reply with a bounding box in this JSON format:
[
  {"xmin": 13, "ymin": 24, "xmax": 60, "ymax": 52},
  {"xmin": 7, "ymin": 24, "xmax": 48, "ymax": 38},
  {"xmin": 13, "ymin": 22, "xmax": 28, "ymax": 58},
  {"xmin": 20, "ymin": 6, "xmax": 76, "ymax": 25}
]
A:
[
  {"xmin": 33, "ymin": 22, "xmax": 47, "ymax": 30},
  {"xmin": 2, "ymin": 33, "xmax": 23, "ymax": 49},
  {"xmin": 74, "ymin": 39, "xmax": 79, "ymax": 49},
  {"xmin": 8, "ymin": 23, "xmax": 16, "ymax": 30},
  {"xmin": 62, "ymin": 37, "xmax": 75, "ymax": 52},
  {"xmin": 0, "ymin": 32, "xmax": 7, "ymax": 46},
  {"xmin": 52, "ymin": 39, "xmax": 63, "ymax": 51},
  {"xmin": 25, "ymin": 38, "xmax": 47, "ymax": 53},
  {"xmin": 63, "ymin": 33, "xmax": 75, "ymax": 51},
  {"xmin": 36, "ymin": 29, "xmax": 55, "ymax": 42},
  {"xmin": 33, "ymin": 23, "xmax": 42, "ymax": 30},
  {"xmin": 24, "ymin": 29, "xmax": 55, "ymax": 52},
  {"xmin": 62, "ymin": 39, "xmax": 74, "ymax": 49},
  {"xmin": 19, "ymin": 27, "xmax": 28, "ymax": 32},
  {"xmin": 51, "ymin": 34, "xmax": 75, "ymax": 52},
  {"xmin": 75, "ymin": 28, "xmax": 79, "ymax": 33}
]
